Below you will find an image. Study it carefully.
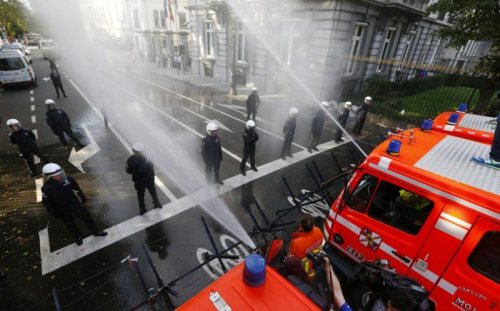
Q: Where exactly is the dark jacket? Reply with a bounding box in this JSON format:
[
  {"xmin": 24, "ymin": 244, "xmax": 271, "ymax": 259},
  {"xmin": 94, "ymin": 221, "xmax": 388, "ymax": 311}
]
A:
[
  {"xmin": 246, "ymin": 93, "xmax": 260, "ymax": 111},
  {"xmin": 311, "ymin": 110, "xmax": 326, "ymax": 136},
  {"xmin": 337, "ymin": 108, "xmax": 350, "ymax": 127},
  {"xmin": 356, "ymin": 103, "xmax": 370, "ymax": 120},
  {"xmin": 490, "ymin": 113, "xmax": 500, "ymax": 161},
  {"xmin": 126, "ymin": 153, "xmax": 155, "ymax": 183},
  {"xmin": 243, "ymin": 128, "xmax": 259, "ymax": 151},
  {"xmin": 41, "ymin": 176, "xmax": 86, "ymax": 218},
  {"xmin": 283, "ymin": 117, "xmax": 297, "ymax": 141},
  {"xmin": 46, "ymin": 108, "xmax": 71, "ymax": 134},
  {"xmin": 9, "ymin": 128, "xmax": 37, "ymax": 153},
  {"xmin": 50, "ymin": 72, "xmax": 62, "ymax": 86},
  {"xmin": 201, "ymin": 135, "xmax": 223, "ymax": 164}
]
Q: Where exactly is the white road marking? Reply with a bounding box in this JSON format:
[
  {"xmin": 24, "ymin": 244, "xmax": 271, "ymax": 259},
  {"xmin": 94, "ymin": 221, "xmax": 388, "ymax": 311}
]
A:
[
  {"xmin": 31, "ymin": 105, "xmax": 35, "ymax": 111},
  {"xmin": 34, "ymin": 155, "xmax": 40, "ymax": 164},
  {"xmin": 67, "ymin": 78, "xmax": 177, "ymax": 201},
  {"xmin": 132, "ymin": 74, "xmax": 306, "ymax": 150},
  {"xmin": 68, "ymin": 124, "xmax": 100, "ymax": 173},
  {"xmin": 35, "ymin": 178, "xmax": 43, "ymax": 202},
  {"xmin": 39, "ymin": 228, "xmax": 50, "ymax": 262},
  {"xmin": 30, "ymin": 97, "xmax": 35, "ymax": 102},
  {"xmin": 182, "ymin": 107, "xmax": 234, "ymax": 133},
  {"xmin": 42, "ymin": 77, "xmax": 51, "ymax": 82},
  {"xmin": 30, "ymin": 90, "xmax": 34, "ymax": 95},
  {"xmin": 32, "ymin": 129, "xmax": 38, "ymax": 139},
  {"xmin": 110, "ymin": 82, "xmax": 247, "ymax": 166},
  {"xmin": 40, "ymin": 139, "xmax": 347, "ymax": 275},
  {"xmin": 31, "ymin": 115, "xmax": 36, "ymax": 123}
]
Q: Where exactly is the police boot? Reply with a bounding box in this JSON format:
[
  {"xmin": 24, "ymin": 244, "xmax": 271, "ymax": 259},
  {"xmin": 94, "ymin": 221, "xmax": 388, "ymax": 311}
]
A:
[
  {"xmin": 251, "ymin": 166, "xmax": 258, "ymax": 172},
  {"xmin": 76, "ymin": 237, "xmax": 83, "ymax": 245},
  {"xmin": 139, "ymin": 207, "xmax": 147, "ymax": 215},
  {"xmin": 93, "ymin": 231, "xmax": 108, "ymax": 237},
  {"xmin": 153, "ymin": 203, "xmax": 162, "ymax": 209},
  {"xmin": 240, "ymin": 168, "xmax": 246, "ymax": 176}
]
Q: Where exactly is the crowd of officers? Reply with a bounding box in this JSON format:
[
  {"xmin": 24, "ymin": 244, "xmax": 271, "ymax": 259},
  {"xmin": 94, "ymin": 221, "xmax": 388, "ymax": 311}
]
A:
[{"xmin": 4, "ymin": 82, "xmax": 372, "ymax": 246}]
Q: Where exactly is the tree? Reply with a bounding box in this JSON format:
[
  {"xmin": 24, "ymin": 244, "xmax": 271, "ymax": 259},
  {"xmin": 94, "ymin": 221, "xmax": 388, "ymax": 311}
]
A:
[
  {"xmin": 428, "ymin": 0, "xmax": 500, "ymax": 114},
  {"xmin": 1, "ymin": 0, "xmax": 31, "ymax": 38}
]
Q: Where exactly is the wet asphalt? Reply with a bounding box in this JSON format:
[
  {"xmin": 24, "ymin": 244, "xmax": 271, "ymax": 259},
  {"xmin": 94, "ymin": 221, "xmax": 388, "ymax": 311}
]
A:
[{"xmin": 0, "ymin": 50, "xmax": 382, "ymax": 310}]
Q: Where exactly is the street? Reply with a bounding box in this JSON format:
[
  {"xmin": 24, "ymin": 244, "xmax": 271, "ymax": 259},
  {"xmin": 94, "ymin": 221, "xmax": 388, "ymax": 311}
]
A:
[{"xmin": 0, "ymin": 50, "xmax": 378, "ymax": 310}]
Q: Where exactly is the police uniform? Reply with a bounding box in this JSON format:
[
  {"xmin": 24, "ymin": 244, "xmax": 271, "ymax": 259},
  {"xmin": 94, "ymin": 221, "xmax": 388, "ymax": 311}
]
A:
[
  {"xmin": 45, "ymin": 108, "xmax": 84, "ymax": 148},
  {"xmin": 126, "ymin": 153, "xmax": 161, "ymax": 214},
  {"xmin": 201, "ymin": 134, "xmax": 223, "ymax": 183},
  {"xmin": 42, "ymin": 176, "xmax": 103, "ymax": 243},
  {"xmin": 308, "ymin": 110, "xmax": 326, "ymax": 151},
  {"xmin": 334, "ymin": 108, "xmax": 350, "ymax": 143},
  {"xmin": 246, "ymin": 93, "xmax": 260, "ymax": 121},
  {"xmin": 240, "ymin": 127, "xmax": 259, "ymax": 172},
  {"xmin": 9, "ymin": 128, "xmax": 50, "ymax": 176},
  {"xmin": 280, "ymin": 116, "xmax": 297, "ymax": 159},
  {"xmin": 353, "ymin": 102, "xmax": 369, "ymax": 136}
]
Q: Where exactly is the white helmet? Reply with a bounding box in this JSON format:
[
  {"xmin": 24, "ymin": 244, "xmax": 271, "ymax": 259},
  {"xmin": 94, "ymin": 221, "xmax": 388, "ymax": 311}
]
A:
[
  {"xmin": 246, "ymin": 120, "xmax": 256, "ymax": 129},
  {"xmin": 289, "ymin": 107, "xmax": 299, "ymax": 117},
  {"xmin": 365, "ymin": 96, "xmax": 372, "ymax": 102},
  {"xmin": 320, "ymin": 101, "xmax": 329, "ymax": 108},
  {"xmin": 132, "ymin": 142, "xmax": 145, "ymax": 152},
  {"xmin": 6, "ymin": 118, "xmax": 20, "ymax": 126},
  {"xmin": 251, "ymin": 86, "xmax": 257, "ymax": 92},
  {"xmin": 206, "ymin": 122, "xmax": 218, "ymax": 134},
  {"xmin": 42, "ymin": 163, "xmax": 63, "ymax": 178},
  {"xmin": 45, "ymin": 99, "xmax": 56, "ymax": 105},
  {"xmin": 345, "ymin": 101, "xmax": 352, "ymax": 108}
]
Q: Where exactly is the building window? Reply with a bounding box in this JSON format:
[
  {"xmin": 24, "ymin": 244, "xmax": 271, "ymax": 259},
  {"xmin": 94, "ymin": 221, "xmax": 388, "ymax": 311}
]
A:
[
  {"xmin": 133, "ymin": 9, "xmax": 140, "ymax": 29},
  {"xmin": 153, "ymin": 10, "xmax": 160, "ymax": 28},
  {"xmin": 216, "ymin": 7, "xmax": 227, "ymax": 26},
  {"xmin": 346, "ymin": 24, "xmax": 366, "ymax": 75},
  {"xmin": 377, "ymin": 28, "xmax": 396, "ymax": 71},
  {"xmin": 468, "ymin": 231, "xmax": 500, "ymax": 283},
  {"xmin": 204, "ymin": 21, "xmax": 214, "ymax": 57},
  {"xmin": 237, "ymin": 22, "xmax": 248, "ymax": 62},
  {"xmin": 160, "ymin": 10, "xmax": 166, "ymax": 27},
  {"xmin": 401, "ymin": 31, "xmax": 415, "ymax": 65},
  {"xmin": 178, "ymin": 12, "xmax": 187, "ymax": 28}
]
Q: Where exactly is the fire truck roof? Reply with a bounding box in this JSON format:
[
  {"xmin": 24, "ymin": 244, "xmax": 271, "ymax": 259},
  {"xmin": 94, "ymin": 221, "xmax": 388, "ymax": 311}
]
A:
[
  {"xmin": 433, "ymin": 112, "xmax": 495, "ymax": 144},
  {"xmin": 367, "ymin": 129, "xmax": 500, "ymax": 219}
]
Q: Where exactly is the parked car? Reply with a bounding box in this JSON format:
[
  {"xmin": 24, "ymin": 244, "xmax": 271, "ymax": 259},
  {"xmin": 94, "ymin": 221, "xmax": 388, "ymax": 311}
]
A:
[
  {"xmin": 0, "ymin": 49, "xmax": 37, "ymax": 87},
  {"xmin": 1, "ymin": 43, "xmax": 31, "ymax": 62}
]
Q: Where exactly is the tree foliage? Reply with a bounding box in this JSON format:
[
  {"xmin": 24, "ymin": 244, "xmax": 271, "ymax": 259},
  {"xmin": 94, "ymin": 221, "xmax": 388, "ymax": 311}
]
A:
[{"xmin": 1, "ymin": 0, "xmax": 31, "ymax": 37}]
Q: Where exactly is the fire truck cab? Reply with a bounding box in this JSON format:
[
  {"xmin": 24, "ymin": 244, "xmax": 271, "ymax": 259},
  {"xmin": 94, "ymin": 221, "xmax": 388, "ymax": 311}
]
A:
[{"xmin": 324, "ymin": 128, "xmax": 499, "ymax": 310}]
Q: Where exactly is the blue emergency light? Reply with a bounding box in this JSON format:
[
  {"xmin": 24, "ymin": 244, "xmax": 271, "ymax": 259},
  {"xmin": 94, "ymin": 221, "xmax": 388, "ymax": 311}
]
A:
[
  {"xmin": 387, "ymin": 139, "xmax": 402, "ymax": 156},
  {"xmin": 447, "ymin": 112, "xmax": 459, "ymax": 125},
  {"xmin": 243, "ymin": 254, "xmax": 266, "ymax": 287},
  {"xmin": 457, "ymin": 103, "xmax": 467, "ymax": 113},
  {"xmin": 421, "ymin": 119, "xmax": 433, "ymax": 132}
]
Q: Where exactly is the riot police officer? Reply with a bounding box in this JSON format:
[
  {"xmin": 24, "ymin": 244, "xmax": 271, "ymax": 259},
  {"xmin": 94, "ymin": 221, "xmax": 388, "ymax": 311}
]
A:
[
  {"xmin": 7, "ymin": 119, "xmax": 50, "ymax": 177},
  {"xmin": 240, "ymin": 120, "xmax": 259, "ymax": 176},
  {"xmin": 246, "ymin": 87, "xmax": 260, "ymax": 121},
  {"xmin": 334, "ymin": 101, "xmax": 352, "ymax": 143},
  {"xmin": 352, "ymin": 96, "xmax": 372, "ymax": 136},
  {"xmin": 126, "ymin": 143, "xmax": 162, "ymax": 215},
  {"xmin": 41, "ymin": 163, "xmax": 107, "ymax": 245},
  {"xmin": 280, "ymin": 108, "xmax": 299, "ymax": 160},
  {"xmin": 45, "ymin": 99, "xmax": 85, "ymax": 150},
  {"xmin": 202, "ymin": 123, "xmax": 223, "ymax": 184},
  {"xmin": 307, "ymin": 101, "xmax": 329, "ymax": 153}
]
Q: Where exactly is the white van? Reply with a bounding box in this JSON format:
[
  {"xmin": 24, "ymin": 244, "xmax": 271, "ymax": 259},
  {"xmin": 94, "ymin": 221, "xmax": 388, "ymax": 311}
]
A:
[{"xmin": 0, "ymin": 49, "xmax": 37, "ymax": 87}]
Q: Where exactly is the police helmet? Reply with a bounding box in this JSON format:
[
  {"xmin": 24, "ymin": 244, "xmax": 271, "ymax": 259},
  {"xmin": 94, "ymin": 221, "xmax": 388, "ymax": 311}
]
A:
[
  {"xmin": 289, "ymin": 107, "xmax": 299, "ymax": 117},
  {"xmin": 42, "ymin": 163, "xmax": 63, "ymax": 178},
  {"xmin": 6, "ymin": 119, "xmax": 20, "ymax": 126},
  {"xmin": 206, "ymin": 122, "xmax": 218, "ymax": 134},
  {"xmin": 45, "ymin": 99, "xmax": 56, "ymax": 105},
  {"xmin": 246, "ymin": 120, "xmax": 256, "ymax": 129},
  {"xmin": 365, "ymin": 96, "xmax": 372, "ymax": 102},
  {"xmin": 132, "ymin": 142, "xmax": 145, "ymax": 153}
]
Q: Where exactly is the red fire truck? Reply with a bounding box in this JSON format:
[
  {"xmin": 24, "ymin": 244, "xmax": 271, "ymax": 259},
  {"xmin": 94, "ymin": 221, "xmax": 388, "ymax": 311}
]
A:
[{"xmin": 324, "ymin": 128, "xmax": 499, "ymax": 310}]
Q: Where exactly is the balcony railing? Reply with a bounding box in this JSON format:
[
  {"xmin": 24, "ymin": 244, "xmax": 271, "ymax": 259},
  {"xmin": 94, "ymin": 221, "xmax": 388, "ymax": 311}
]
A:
[{"xmin": 386, "ymin": 0, "xmax": 428, "ymax": 12}]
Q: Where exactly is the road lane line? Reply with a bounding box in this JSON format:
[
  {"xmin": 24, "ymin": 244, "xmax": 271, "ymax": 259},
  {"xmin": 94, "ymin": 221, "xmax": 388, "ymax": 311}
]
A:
[
  {"xmin": 110, "ymin": 82, "xmax": 247, "ymax": 166},
  {"xmin": 35, "ymin": 178, "xmax": 43, "ymax": 202},
  {"xmin": 30, "ymin": 90, "xmax": 34, "ymax": 95},
  {"xmin": 182, "ymin": 107, "xmax": 234, "ymax": 133},
  {"xmin": 31, "ymin": 105, "xmax": 35, "ymax": 111},
  {"xmin": 32, "ymin": 129, "xmax": 38, "ymax": 139},
  {"xmin": 39, "ymin": 228, "xmax": 50, "ymax": 262},
  {"xmin": 30, "ymin": 97, "xmax": 34, "ymax": 102},
  {"xmin": 31, "ymin": 115, "xmax": 36, "ymax": 123},
  {"xmin": 40, "ymin": 139, "xmax": 348, "ymax": 274},
  {"xmin": 34, "ymin": 155, "xmax": 40, "ymax": 164},
  {"xmin": 67, "ymin": 78, "xmax": 177, "ymax": 201},
  {"xmin": 131, "ymin": 74, "xmax": 307, "ymax": 150}
]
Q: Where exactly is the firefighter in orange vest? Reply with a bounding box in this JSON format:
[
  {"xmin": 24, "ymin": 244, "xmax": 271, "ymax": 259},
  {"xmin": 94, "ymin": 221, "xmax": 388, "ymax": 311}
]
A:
[{"xmin": 286, "ymin": 214, "xmax": 324, "ymax": 280}]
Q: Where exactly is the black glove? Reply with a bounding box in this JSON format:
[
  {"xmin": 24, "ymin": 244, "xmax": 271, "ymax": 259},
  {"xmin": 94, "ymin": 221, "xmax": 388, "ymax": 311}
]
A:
[{"xmin": 81, "ymin": 196, "xmax": 88, "ymax": 204}]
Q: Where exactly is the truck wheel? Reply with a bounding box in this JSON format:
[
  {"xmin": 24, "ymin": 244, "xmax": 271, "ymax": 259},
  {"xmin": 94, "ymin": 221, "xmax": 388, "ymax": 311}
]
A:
[{"xmin": 348, "ymin": 282, "xmax": 374, "ymax": 310}]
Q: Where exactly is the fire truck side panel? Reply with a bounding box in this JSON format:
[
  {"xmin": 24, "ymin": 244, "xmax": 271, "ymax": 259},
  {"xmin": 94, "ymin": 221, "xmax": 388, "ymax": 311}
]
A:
[
  {"xmin": 329, "ymin": 167, "xmax": 444, "ymax": 275},
  {"xmin": 406, "ymin": 202, "xmax": 477, "ymax": 293},
  {"xmin": 429, "ymin": 217, "xmax": 499, "ymax": 310}
]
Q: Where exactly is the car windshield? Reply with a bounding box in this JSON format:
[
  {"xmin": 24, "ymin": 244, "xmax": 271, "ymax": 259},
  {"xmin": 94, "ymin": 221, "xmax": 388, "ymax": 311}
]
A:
[{"xmin": 0, "ymin": 57, "xmax": 25, "ymax": 71}]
